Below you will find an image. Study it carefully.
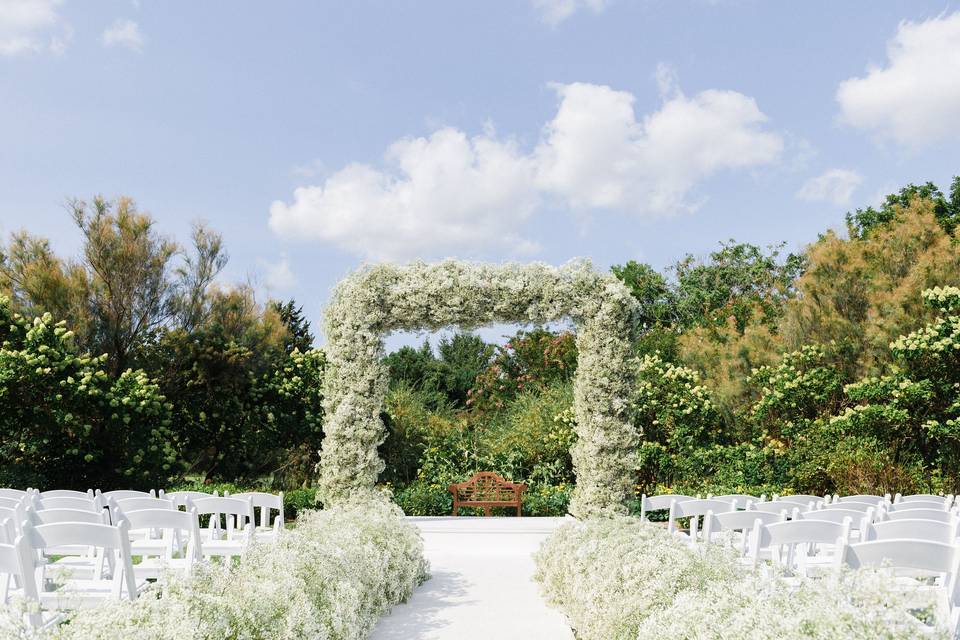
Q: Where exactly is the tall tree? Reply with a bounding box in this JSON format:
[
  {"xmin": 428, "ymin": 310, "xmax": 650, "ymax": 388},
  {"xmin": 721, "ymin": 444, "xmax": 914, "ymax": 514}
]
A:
[{"xmin": 270, "ymin": 299, "xmax": 315, "ymax": 354}]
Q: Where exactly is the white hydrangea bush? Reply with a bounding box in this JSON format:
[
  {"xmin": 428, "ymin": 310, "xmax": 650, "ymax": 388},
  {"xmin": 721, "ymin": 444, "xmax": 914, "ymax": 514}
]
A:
[
  {"xmin": 28, "ymin": 502, "xmax": 429, "ymax": 640},
  {"xmin": 534, "ymin": 518, "xmax": 949, "ymax": 640},
  {"xmin": 317, "ymin": 260, "xmax": 641, "ymax": 518}
]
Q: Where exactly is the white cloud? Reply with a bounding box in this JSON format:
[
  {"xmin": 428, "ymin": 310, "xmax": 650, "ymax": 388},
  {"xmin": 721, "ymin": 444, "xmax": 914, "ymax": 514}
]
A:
[
  {"xmin": 535, "ymin": 82, "xmax": 783, "ymax": 214},
  {"xmin": 101, "ymin": 18, "xmax": 143, "ymax": 52},
  {"xmin": 270, "ymin": 77, "xmax": 783, "ymax": 260},
  {"xmin": 837, "ymin": 12, "xmax": 960, "ymax": 147},
  {"xmin": 0, "ymin": 0, "xmax": 68, "ymax": 56},
  {"xmin": 260, "ymin": 254, "xmax": 297, "ymax": 291},
  {"xmin": 532, "ymin": 0, "xmax": 609, "ymax": 26},
  {"xmin": 269, "ymin": 127, "xmax": 540, "ymax": 261},
  {"xmin": 796, "ymin": 168, "xmax": 863, "ymax": 205}
]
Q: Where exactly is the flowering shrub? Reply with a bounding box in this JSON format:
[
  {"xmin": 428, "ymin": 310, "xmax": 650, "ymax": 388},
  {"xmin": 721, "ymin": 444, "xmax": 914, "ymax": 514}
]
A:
[
  {"xmin": 317, "ymin": 260, "xmax": 640, "ymax": 518},
  {"xmin": 534, "ymin": 518, "xmax": 949, "ymax": 640},
  {"xmin": 29, "ymin": 502, "xmax": 428, "ymax": 639},
  {"xmin": 0, "ymin": 297, "xmax": 177, "ymax": 489}
]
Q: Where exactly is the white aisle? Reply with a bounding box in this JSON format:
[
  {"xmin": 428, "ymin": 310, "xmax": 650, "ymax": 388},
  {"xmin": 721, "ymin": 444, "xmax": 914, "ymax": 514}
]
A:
[{"xmin": 370, "ymin": 516, "xmax": 575, "ymax": 640}]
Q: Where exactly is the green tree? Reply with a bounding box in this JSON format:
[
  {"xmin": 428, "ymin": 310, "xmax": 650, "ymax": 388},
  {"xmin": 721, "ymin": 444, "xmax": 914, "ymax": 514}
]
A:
[
  {"xmin": 846, "ymin": 177, "xmax": 960, "ymax": 238},
  {"xmin": 270, "ymin": 300, "xmax": 315, "ymax": 354}
]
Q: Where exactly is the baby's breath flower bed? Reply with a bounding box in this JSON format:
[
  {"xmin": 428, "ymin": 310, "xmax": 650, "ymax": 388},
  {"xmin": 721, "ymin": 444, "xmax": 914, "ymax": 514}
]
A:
[
  {"xmin": 534, "ymin": 518, "xmax": 949, "ymax": 640},
  {"xmin": 10, "ymin": 501, "xmax": 428, "ymax": 640}
]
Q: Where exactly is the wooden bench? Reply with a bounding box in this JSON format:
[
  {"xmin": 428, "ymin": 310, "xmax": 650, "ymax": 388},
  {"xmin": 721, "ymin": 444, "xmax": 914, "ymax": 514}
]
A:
[{"xmin": 448, "ymin": 472, "xmax": 526, "ymax": 517}]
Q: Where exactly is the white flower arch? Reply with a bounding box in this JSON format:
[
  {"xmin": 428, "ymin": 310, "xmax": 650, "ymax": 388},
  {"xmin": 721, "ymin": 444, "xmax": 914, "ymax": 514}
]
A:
[{"xmin": 317, "ymin": 260, "xmax": 640, "ymax": 518}]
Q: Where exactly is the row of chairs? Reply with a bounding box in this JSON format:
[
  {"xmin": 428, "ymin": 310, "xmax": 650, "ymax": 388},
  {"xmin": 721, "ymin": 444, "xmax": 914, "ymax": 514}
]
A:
[
  {"xmin": 0, "ymin": 487, "xmax": 287, "ymax": 630},
  {"xmin": 641, "ymin": 491, "xmax": 960, "ymax": 635}
]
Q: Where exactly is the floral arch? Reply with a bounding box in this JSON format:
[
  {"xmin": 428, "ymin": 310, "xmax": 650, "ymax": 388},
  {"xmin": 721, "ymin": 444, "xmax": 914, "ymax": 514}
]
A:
[{"xmin": 317, "ymin": 260, "xmax": 640, "ymax": 518}]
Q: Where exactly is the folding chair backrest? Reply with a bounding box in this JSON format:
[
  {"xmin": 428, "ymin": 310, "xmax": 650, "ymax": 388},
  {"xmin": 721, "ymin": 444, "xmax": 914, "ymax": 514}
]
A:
[
  {"xmin": 0, "ymin": 497, "xmax": 24, "ymax": 511},
  {"xmin": 640, "ymin": 494, "xmax": 693, "ymax": 520},
  {"xmin": 747, "ymin": 501, "xmax": 795, "ymax": 517},
  {"xmin": 709, "ymin": 494, "xmax": 761, "ymax": 510},
  {"xmin": 40, "ymin": 490, "xmax": 93, "ymax": 500},
  {"xmin": 36, "ymin": 496, "xmax": 99, "ymax": 512},
  {"xmin": 99, "ymin": 490, "xmax": 155, "ymax": 501},
  {"xmin": 165, "ymin": 491, "xmax": 216, "ymax": 509},
  {"xmin": 841, "ymin": 538, "xmax": 958, "ymax": 575},
  {"xmin": 864, "ymin": 518, "xmax": 957, "ymax": 544},
  {"xmin": 886, "ymin": 500, "xmax": 949, "ymax": 512},
  {"xmin": 823, "ymin": 501, "xmax": 876, "ymax": 513},
  {"xmin": 778, "ymin": 495, "xmax": 825, "ymax": 506},
  {"xmin": 885, "ymin": 508, "xmax": 957, "ymax": 524},
  {"xmin": 113, "ymin": 497, "xmax": 174, "ymax": 513},
  {"xmin": 0, "ymin": 489, "xmax": 28, "ymax": 501},
  {"xmin": 703, "ymin": 509, "xmax": 784, "ymax": 553},
  {"xmin": 27, "ymin": 507, "xmax": 108, "ymax": 526},
  {"xmin": 231, "ymin": 492, "xmax": 283, "ymax": 528},
  {"xmin": 24, "ymin": 520, "xmax": 137, "ymax": 601},
  {"xmin": 895, "ymin": 493, "xmax": 952, "ymax": 505},
  {"xmin": 800, "ymin": 508, "xmax": 872, "ymax": 529},
  {"xmin": 837, "ymin": 494, "xmax": 886, "ymax": 505},
  {"xmin": 0, "ymin": 510, "xmax": 21, "ymax": 540}
]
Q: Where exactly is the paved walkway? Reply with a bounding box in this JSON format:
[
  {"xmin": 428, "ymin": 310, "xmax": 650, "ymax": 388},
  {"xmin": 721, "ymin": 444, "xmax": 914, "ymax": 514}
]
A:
[{"xmin": 370, "ymin": 516, "xmax": 574, "ymax": 640}]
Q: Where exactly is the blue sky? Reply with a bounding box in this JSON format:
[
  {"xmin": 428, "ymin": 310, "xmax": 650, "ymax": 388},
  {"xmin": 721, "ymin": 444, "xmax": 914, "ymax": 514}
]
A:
[{"xmin": 2, "ymin": 1, "xmax": 960, "ymax": 346}]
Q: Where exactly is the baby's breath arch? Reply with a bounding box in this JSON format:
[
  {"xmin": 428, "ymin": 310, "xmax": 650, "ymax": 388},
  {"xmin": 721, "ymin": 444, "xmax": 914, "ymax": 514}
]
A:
[{"xmin": 317, "ymin": 260, "xmax": 640, "ymax": 518}]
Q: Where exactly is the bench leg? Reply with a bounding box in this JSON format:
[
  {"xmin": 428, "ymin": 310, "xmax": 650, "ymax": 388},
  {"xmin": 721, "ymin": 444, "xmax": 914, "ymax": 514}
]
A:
[
  {"xmin": 517, "ymin": 504, "xmax": 522, "ymax": 517},
  {"xmin": 484, "ymin": 506, "xmax": 491, "ymax": 517},
  {"xmin": 452, "ymin": 500, "xmax": 458, "ymax": 516}
]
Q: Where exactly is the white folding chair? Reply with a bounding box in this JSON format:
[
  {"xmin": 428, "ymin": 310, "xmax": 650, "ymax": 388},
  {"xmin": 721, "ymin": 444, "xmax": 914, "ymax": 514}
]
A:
[
  {"xmin": 231, "ymin": 492, "xmax": 284, "ymax": 543},
  {"xmin": 115, "ymin": 508, "xmax": 203, "ymax": 579},
  {"xmin": 667, "ymin": 499, "xmax": 733, "ymax": 540},
  {"xmin": 702, "ymin": 509, "xmax": 784, "ymax": 556},
  {"xmin": 751, "ymin": 518, "xmax": 851, "ymax": 576},
  {"xmin": 23, "ymin": 520, "xmax": 144, "ymax": 609},
  {"xmin": 189, "ymin": 497, "xmax": 254, "ymax": 560},
  {"xmin": 639, "ymin": 494, "xmax": 694, "ymax": 521},
  {"xmin": 0, "ymin": 528, "xmax": 53, "ymax": 630},
  {"xmin": 39, "ymin": 490, "xmax": 94, "ymax": 500}
]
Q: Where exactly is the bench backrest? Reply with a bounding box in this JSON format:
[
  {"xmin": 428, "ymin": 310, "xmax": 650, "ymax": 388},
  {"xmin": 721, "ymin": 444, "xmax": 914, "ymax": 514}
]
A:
[{"xmin": 450, "ymin": 473, "xmax": 524, "ymax": 502}]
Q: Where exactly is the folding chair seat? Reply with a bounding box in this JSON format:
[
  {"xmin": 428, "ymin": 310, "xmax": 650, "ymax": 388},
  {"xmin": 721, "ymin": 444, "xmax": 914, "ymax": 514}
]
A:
[
  {"xmin": 23, "ymin": 520, "xmax": 145, "ymax": 609},
  {"xmin": 116, "ymin": 508, "xmax": 203, "ymax": 579},
  {"xmin": 189, "ymin": 497, "xmax": 255, "ymax": 560},
  {"xmin": 751, "ymin": 518, "xmax": 851, "ymax": 576},
  {"xmin": 231, "ymin": 492, "xmax": 284, "ymax": 543},
  {"xmin": 639, "ymin": 494, "xmax": 693, "ymax": 521}
]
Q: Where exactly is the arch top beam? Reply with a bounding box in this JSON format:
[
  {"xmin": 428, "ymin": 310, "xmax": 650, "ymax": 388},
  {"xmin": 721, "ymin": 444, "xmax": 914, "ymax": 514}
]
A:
[{"xmin": 317, "ymin": 259, "xmax": 640, "ymax": 518}]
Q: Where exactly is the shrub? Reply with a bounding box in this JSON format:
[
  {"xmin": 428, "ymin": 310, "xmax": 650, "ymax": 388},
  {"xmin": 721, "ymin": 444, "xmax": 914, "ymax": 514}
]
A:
[
  {"xmin": 37, "ymin": 501, "xmax": 429, "ymax": 639},
  {"xmin": 534, "ymin": 518, "xmax": 949, "ymax": 640}
]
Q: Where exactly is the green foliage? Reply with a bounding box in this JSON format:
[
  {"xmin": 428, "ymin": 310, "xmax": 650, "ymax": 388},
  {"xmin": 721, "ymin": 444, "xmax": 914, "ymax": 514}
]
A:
[
  {"xmin": 847, "ymin": 177, "xmax": 960, "ymax": 238},
  {"xmin": 0, "ymin": 297, "xmax": 177, "ymax": 489},
  {"xmin": 269, "ymin": 299, "xmax": 315, "ymax": 354}
]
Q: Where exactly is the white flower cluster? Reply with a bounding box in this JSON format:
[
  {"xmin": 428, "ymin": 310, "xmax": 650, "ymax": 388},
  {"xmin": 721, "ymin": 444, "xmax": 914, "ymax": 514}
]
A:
[
  {"xmin": 16, "ymin": 502, "xmax": 429, "ymax": 640},
  {"xmin": 534, "ymin": 518, "xmax": 948, "ymax": 640},
  {"xmin": 317, "ymin": 259, "xmax": 641, "ymax": 518}
]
